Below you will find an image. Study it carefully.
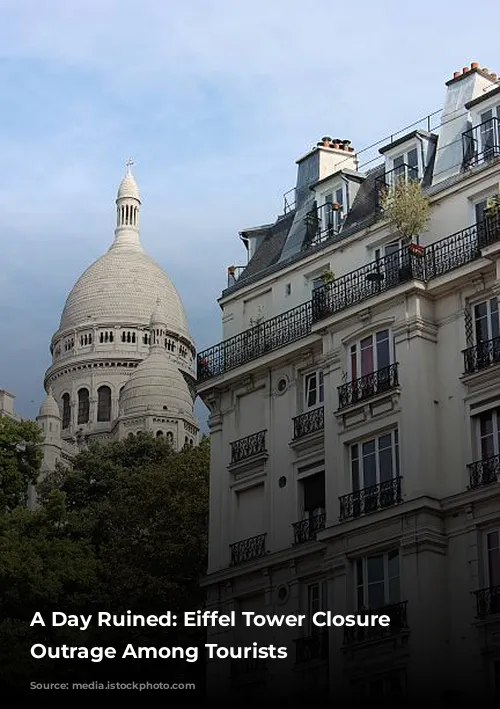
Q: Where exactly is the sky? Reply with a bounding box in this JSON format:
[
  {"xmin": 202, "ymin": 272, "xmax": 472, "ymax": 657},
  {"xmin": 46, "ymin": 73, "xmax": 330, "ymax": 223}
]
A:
[{"xmin": 0, "ymin": 0, "xmax": 498, "ymax": 430}]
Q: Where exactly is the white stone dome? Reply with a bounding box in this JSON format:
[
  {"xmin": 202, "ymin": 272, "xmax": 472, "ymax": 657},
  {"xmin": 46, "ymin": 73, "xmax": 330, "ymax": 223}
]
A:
[
  {"xmin": 120, "ymin": 348, "xmax": 195, "ymax": 417},
  {"xmin": 38, "ymin": 389, "xmax": 60, "ymax": 418},
  {"xmin": 59, "ymin": 248, "xmax": 189, "ymax": 335}
]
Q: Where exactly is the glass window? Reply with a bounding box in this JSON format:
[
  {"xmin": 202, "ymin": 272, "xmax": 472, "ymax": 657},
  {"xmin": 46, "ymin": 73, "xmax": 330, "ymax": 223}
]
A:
[
  {"xmin": 351, "ymin": 430, "xmax": 399, "ymax": 491},
  {"xmin": 474, "ymin": 297, "xmax": 499, "ymax": 343},
  {"xmin": 77, "ymin": 388, "xmax": 89, "ymax": 425},
  {"xmin": 487, "ymin": 531, "xmax": 500, "ymax": 587},
  {"xmin": 350, "ymin": 329, "xmax": 392, "ymax": 379},
  {"xmin": 356, "ymin": 550, "xmax": 400, "ymax": 610},
  {"xmin": 97, "ymin": 386, "xmax": 112, "ymax": 422},
  {"xmin": 304, "ymin": 371, "xmax": 324, "ymax": 409}
]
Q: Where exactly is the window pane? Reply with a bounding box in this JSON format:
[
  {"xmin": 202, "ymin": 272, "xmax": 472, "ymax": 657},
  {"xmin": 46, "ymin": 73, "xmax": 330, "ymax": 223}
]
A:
[
  {"xmin": 367, "ymin": 581, "xmax": 385, "ymax": 608},
  {"xmin": 488, "ymin": 547, "xmax": 500, "ymax": 587},
  {"xmin": 367, "ymin": 555, "xmax": 384, "ymax": 583},
  {"xmin": 475, "ymin": 302, "xmax": 489, "ymax": 342},
  {"xmin": 491, "ymin": 298, "xmax": 500, "ymax": 339},
  {"xmin": 362, "ymin": 440, "xmax": 377, "ymax": 487},
  {"xmin": 407, "ymin": 148, "xmax": 418, "ymax": 169},
  {"xmin": 318, "ymin": 371, "xmax": 324, "ymax": 402},
  {"xmin": 376, "ymin": 330, "xmax": 391, "ymax": 369},
  {"xmin": 388, "ymin": 550, "xmax": 400, "ymax": 579},
  {"xmin": 480, "ymin": 412, "xmax": 495, "ymax": 458},
  {"xmin": 360, "ymin": 337, "xmax": 374, "ymax": 376},
  {"xmin": 379, "ymin": 445, "xmax": 394, "ymax": 482}
]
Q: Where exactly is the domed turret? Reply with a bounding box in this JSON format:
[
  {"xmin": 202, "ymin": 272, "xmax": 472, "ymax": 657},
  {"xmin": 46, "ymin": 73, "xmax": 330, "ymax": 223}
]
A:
[
  {"xmin": 42, "ymin": 162, "xmax": 198, "ymax": 447},
  {"xmin": 38, "ymin": 387, "xmax": 60, "ymax": 419}
]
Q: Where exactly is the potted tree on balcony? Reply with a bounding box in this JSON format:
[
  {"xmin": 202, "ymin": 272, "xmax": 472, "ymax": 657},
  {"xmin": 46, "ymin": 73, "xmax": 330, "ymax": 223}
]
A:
[{"xmin": 380, "ymin": 177, "xmax": 430, "ymax": 255}]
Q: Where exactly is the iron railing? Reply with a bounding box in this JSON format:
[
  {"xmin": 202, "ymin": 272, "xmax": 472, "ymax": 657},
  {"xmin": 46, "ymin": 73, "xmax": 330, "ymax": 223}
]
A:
[
  {"xmin": 230, "ymin": 533, "xmax": 267, "ymax": 566},
  {"xmin": 313, "ymin": 213, "xmax": 500, "ymax": 323},
  {"xmin": 197, "ymin": 301, "xmax": 312, "ymax": 383},
  {"xmin": 303, "ymin": 202, "xmax": 345, "ymax": 247},
  {"xmin": 338, "ymin": 364, "xmax": 399, "ymax": 410},
  {"xmin": 292, "ymin": 512, "xmax": 326, "ymax": 545},
  {"xmin": 293, "ymin": 406, "xmax": 324, "ymax": 439},
  {"xmin": 295, "ymin": 631, "xmax": 329, "ymax": 664},
  {"xmin": 339, "ymin": 477, "xmax": 402, "ymax": 521},
  {"xmin": 463, "ymin": 336, "xmax": 500, "ymax": 374},
  {"xmin": 468, "ymin": 454, "xmax": 500, "ymax": 488},
  {"xmin": 343, "ymin": 601, "xmax": 408, "ymax": 644},
  {"xmin": 197, "ymin": 214, "xmax": 500, "ymax": 382},
  {"xmin": 230, "ymin": 430, "xmax": 267, "ymax": 465},
  {"xmin": 463, "ymin": 117, "xmax": 500, "ymax": 168},
  {"xmin": 476, "ymin": 585, "xmax": 500, "ymax": 618}
]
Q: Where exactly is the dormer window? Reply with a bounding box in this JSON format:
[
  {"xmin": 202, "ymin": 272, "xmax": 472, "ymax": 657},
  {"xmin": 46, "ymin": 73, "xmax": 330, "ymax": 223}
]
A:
[
  {"xmin": 392, "ymin": 147, "xmax": 419, "ymax": 184},
  {"xmin": 323, "ymin": 187, "xmax": 345, "ymax": 234},
  {"xmin": 478, "ymin": 106, "xmax": 500, "ymax": 161}
]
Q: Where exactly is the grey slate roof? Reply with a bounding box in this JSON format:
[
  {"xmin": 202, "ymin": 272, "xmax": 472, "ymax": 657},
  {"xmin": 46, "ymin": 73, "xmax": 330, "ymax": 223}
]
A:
[{"xmin": 222, "ymin": 142, "xmax": 439, "ymax": 298}]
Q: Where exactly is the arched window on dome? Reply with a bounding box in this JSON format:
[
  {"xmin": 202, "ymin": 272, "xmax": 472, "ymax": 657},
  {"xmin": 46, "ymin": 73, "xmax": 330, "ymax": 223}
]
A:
[
  {"xmin": 77, "ymin": 388, "xmax": 90, "ymax": 425},
  {"xmin": 156, "ymin": 430, "xmax": 164, "ymax": 437},
  {"xmin": 97, "ymin": 386, "xmax": 112, "ymax": 422},
  {"xmin": 166, "ymin": 432, "xmax": 174, "ymax": 446},
  {"xmin": 62, "ymin": 393, "xmax": 71, "ymax": 429}
]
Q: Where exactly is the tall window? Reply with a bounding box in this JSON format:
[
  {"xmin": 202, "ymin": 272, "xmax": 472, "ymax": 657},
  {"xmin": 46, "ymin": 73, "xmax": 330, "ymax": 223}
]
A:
[
  {"xmin": 349, "ymin": 329, "xmax": 392, "ymax": 381},
  {"xmin": 351, "ymin": 430, "xmax": 399, "ymax": 491},
  {"xmin": 307, "ymin": 581, "xmax": 328, "ymax": 634},
  {"xmin": 323, "ymin": 187, "xmax": 344, "ymax": 233},
  {"xmin": 77, "ymin": 388, "xmax": 89, "ymax": 425},
  {"xmin": 486, "ymin": 531, "xmax": 500, "ymax": 588},
  {"xmin": 479, "ymin": 105, "xmax": 500, "ymax": 160},
  {"xmin": 392, "ymin": 147, "xmax": 418, "ymax": 182},
  {"xmin": 476, "ymin": 408, "xmax": 500, "ymax": 460},
  {"xmin": 474, "ymin": 298, "xmax": 499, "ymax": 344},
  {"xmin": 300, "ymin": 472, "xmax": 325, "ymax": 519},
  {"xmin": 62, "ymin": 393, "xmax": 71, "ymax": 429},
  {"xmin": 304, "ymin": 371, "xmax": 324, "ymax": 409},
  {"xmin": 356, "ymin": 550, "xmax": 400, "ymax": 609},
  {"xmin": 97, "ymin": 386, "xmax": 112, "ymax": 422}
]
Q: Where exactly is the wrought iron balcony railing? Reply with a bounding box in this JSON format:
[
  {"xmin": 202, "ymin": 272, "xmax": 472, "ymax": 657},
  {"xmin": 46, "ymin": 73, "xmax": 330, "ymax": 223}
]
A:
[
  {"xmin": 475, "ymin": 584, "xmax": 500, "ymax": 618},
  {"xmin": 338, "ymin": 364, "xmax": 399, "ymax": 410},
  {"xmin": 231, "ymin": 657, "xmax": 267, "ymax": 680},
  {"xmin": 197, "ymin": 214, "xmax": 500, "ymax": 383},
  {"xmin": 230, "ymin": 430, "xmax": 266, "ymax": 465},
  {"xmin": 230, "ymin": 533, "xmax": 267, "ymax": 566},
  {"xmin": 293, "ymin": 406, "xmax": 324, "ymax": 439},
  {"xmin": 295, "ymin": 631, "xmax": 329, "ymax": 664},
  {"xmin": 339, "ymin": 477, "xmax": 402, "ymax": 521},
  {"xmin": 463, "ymin": 116, "xmax": 500, "ymax": 168},
  {"xmin": 343, "ymin": 601, "xmax": 408, "ymax": 644},
  {"xmin": 375, "ymin": 164, "xmax": 419, "ymax": 208},
  {"xmin": 292, "ymin": 511, "xmax": 326, "ymax": 545},
  {"xmin": 468, "ymin": 454, "xmax": 500, "ymax": 488},
  {"xmin": 463, "ymin": 336, "xmax": 500, "ymax": 374},
  {"xmin": 303, "ymin": 202, "xmax": 345, "ymax": 247},
  {"xmin": 197, "ymin": 301, "xmax": 312, "ymax": 383}
]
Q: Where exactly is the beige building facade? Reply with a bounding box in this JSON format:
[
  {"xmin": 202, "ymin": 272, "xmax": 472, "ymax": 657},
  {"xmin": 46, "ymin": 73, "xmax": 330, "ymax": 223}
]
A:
[{"xmin": 197, "ymin": 63, "xmax": 500, "ymax": 700}]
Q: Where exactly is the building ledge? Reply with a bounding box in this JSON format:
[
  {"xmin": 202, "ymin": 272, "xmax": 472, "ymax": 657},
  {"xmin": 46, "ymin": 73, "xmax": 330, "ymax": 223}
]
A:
[{"xmin": 228, "ymin": 452, "xmax": 268, "ymax": 475}]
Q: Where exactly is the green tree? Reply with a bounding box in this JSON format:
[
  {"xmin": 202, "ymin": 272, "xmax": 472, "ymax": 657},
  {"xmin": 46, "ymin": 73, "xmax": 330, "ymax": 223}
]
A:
[
  {"xmin": 0, "ymin": 416, "xmax": 43, "ymax": 513},
  {"xmin": 380, "ymin": 178, "xmax": 430, "ymax": 243}
]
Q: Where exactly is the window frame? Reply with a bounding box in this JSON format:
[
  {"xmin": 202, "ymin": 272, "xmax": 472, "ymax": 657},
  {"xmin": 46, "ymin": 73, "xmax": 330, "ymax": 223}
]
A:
[
  {"xmin": 472, "ymin": 296, "xmax": 500, "ymax": 345},
  {"xmin": 348, "ymin": 328, "xmax": 394, "ymax": 382},
  {"xmin": 389, "ymin": 145, "xmax": 420, "ymax": 183},
  {"xmin": 303, "ymin": 370, "xmax": 324, "ymax": 410},
  {"xmin": 475, "ymin": 407, "xmax": 500, "ymax": 461},
  {"xmin": 322, "ymin": 184, "xmax": 345, "ymax": 233},
  {"xmin": 350, "ymin": 429, "xmax": 400, "ymax": 491},
  {"xmin": 306, "ymin": 580, "xmax": 328, "ymax": 634},
  {"xmin": 355, "ymin": 549, "xmax": 400, "ymax": 610},
  {"xmin": 484, "ymin": 529, "xmax": 500, "ymax": 589}
]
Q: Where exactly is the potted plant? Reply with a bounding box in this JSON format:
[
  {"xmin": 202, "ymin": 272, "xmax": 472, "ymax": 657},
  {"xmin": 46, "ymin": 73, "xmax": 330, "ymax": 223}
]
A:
[
  {"xmin": 320, "ymin": 269, "xmax": 335, "ymax": 284},
  {"xmin": 379, "ymin": 177, "xmax": 430, "ymax": 257}
]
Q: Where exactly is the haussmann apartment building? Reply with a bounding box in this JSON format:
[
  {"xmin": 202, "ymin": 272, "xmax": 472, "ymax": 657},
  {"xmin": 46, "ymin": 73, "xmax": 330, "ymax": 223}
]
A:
[{"xmin": 196, "ymin": 62, "xmax": 500, "ymax": 701}]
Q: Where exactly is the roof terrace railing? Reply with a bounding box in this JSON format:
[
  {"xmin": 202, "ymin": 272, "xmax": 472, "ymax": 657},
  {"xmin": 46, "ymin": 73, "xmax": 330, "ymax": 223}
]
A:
[{"xmin": 197, "ymin": 214, "xmax": 500, "ymax": 383}]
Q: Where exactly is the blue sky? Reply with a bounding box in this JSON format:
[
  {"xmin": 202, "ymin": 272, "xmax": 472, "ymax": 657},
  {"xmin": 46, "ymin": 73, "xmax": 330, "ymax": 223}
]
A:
[{"xmin": 0, "ymin": 0, "xmax": 498, "ymax": 428}]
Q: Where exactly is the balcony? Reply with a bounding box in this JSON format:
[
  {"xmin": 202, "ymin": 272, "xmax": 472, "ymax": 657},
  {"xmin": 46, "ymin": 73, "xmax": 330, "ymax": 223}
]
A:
[
  {"xmin": 230, "ymin": 430, "xmax": 267, "ymax": 465},
  {"xmin": 343, "ymin": 601, "xmax": 408, "ymax": 644},
  {"xmin": 293, "ymin": 406, "xmax": 324, "ymax": 439},
  {"xmin": 197, "ymin": 301, "xmax": 312, "ymax": 383},
  {"xmin": 197, "ymin": 215, "xmax": 500, "ymax": 383},
  {"xmin": 339, "ymin": 477, "xmax": 402, "ymax": 521},
  {"xmin": 468, "ymin": 454, "xmax": 500, "ymax": 488},
  {"xmin": 295, "ymin": 631, "xmax": 329, "ymax": 664},
  {"xmin": 476, "ymin": 585, "xmax": 500, "ymax": 618},
  {"xmin": 375, "ymin": 163, "xmax": 419, "ymax": 208},
  {"xmin": 303, "ymin": 202, "xmax": 345, "ymax": 247},
  {"xmin": 463, "ymin": 336, "xmax": 500, "ymax": 375},
  {"xmin": 292, "ymin": 511, "xmax": 326, "ymax": 545},
  {"xmin": 230, "ymin": 533, "xmax": 267, "ymax": 566},
  {"xmin": 463, "ymin": 117, "xmax": 500, "ymax": 168},
  {"xmin": 338, "ymin": 364, "xmax": 399, "ymax": 410}
]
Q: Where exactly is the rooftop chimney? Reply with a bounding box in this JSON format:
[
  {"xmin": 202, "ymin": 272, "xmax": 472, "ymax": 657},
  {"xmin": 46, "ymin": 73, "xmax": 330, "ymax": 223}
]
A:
[{"xmin": 294, "ymin": 136, "xmax": 358, "ymax": 208}]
